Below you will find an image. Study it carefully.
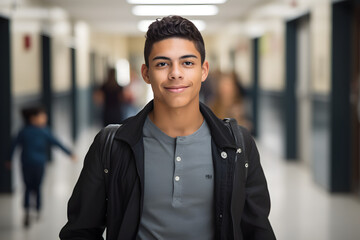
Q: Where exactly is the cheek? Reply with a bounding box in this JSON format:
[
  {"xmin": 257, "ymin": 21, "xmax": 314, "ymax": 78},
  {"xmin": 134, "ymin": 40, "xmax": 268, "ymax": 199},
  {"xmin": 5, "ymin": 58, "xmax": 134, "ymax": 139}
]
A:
[
  {"xmin": 194, "ymin": 71, "xmax": 204, "ymax": 86},
  {"xmin": 148, "ymin": 73, "xmax": 165, "ymax": 95}
]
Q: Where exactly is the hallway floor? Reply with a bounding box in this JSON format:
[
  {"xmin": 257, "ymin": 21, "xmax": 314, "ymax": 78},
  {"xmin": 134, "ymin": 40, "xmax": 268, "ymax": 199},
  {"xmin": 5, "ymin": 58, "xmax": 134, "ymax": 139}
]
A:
[{"xmin": 1, "ymin": 127, "xmax": 360, "ymax": 240}]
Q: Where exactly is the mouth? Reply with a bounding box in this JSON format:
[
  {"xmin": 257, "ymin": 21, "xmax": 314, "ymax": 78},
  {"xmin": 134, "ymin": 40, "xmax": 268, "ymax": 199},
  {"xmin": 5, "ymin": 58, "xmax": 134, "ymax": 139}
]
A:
[{"xmin": 164, "ymin": 86, "xmax": 189, "ymax": 93}]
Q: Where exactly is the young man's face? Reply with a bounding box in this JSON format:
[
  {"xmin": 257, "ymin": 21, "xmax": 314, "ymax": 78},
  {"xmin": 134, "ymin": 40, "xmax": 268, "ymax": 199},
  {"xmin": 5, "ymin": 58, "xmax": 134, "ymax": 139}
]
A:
[{"xmin": 141, "ymin": 37, "xmax": 209, "ymax": 110}]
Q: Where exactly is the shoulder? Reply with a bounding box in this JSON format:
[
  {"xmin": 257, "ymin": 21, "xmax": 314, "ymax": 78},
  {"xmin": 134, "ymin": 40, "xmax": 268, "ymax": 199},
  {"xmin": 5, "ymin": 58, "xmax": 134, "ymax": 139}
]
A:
[
  {"xmin": 236, "ymin": 125, "xmax": 257, "ymax": 157},
  {"xmin": 94, "ymin": 124, "xmax": 121, "ymax": 146}
]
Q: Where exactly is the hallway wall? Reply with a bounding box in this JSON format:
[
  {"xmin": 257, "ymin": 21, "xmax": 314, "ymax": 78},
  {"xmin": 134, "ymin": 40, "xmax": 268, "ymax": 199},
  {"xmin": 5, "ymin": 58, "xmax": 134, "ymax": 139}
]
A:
[{"xmin": 11, "ymin": 20, "xmax": 42, "ymax": 96}]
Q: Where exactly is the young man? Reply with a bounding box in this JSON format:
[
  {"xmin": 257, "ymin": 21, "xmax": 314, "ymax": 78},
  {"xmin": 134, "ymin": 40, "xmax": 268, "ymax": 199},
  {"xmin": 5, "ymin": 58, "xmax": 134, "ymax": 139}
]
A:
[{"xmin": 60, "ymin": 16, "xmax": 275, "ymax": 240}]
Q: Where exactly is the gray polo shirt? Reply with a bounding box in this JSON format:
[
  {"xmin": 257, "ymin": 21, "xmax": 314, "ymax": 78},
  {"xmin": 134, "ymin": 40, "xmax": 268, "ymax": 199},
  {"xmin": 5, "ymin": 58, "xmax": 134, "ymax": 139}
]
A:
[{"xmin": 136, "ymin": 116, "xmax": 214, "ymax": 240}]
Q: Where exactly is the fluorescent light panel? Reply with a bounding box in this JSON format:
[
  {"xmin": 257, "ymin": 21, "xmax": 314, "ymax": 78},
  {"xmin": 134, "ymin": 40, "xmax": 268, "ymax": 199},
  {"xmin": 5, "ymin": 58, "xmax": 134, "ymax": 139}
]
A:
[
  {"xmin": 128, "ymin": 0, "xmax": 226, "ymax": 4},
  {"xmin": 116, "ymin": 59, "xmax": 130, "ymax": 86},
  {"xmin": 138, "ymin": 19, "xmax": 206, "ymax": 32},
  {"xmin": 132, "ymin": 5, "xmax": 218, "ymax": 16}
]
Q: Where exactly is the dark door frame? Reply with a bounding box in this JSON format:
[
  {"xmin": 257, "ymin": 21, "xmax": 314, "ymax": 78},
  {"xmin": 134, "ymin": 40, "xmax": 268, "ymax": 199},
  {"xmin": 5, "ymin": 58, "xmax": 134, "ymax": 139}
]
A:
[
  {"xmin": 41, "ymin": 35, "xmax": 52, "ymax": 128},
  {"xmin": 251, "ymin": 37, "xmax": 260, "ymax": 138},
  {"xmin": 330, "ymin": 0, "xmax": 353, "ymax": 192},
  {"xmin": 71, "ymin": 48, "xmax": 78, "ymax": 141},
  {"xmin": 284, "ymin": 18, "xmax": 298, "ymax": 160},
  {"xmin": 0, "ymin": 16, "xmax": 12, "ymax": 193},
  {"xmin": 41, "ymin": 34, "xmax": 53, "ymax": 161}
]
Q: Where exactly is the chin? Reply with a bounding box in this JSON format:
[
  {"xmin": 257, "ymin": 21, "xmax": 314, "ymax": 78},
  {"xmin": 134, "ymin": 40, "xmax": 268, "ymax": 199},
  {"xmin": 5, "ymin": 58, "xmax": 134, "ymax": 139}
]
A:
[
  {"xmin": 165, "ymin": 97, "xmax": 198, "ymax": 110},
  {"xmin": 154, "ymin": 92, "xmax": 199, "ymax": 109}
]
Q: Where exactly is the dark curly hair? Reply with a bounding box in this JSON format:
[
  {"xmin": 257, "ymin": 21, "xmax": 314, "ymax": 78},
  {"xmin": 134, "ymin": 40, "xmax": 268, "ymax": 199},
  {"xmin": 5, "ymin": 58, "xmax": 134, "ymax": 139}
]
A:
[
  {"xmin": 144, "ymin": 15, "xmax": 205, "ymax": 67},
  {"xmin": 21, "ymin": 105, "xmax": 46, "ymax": 124}
]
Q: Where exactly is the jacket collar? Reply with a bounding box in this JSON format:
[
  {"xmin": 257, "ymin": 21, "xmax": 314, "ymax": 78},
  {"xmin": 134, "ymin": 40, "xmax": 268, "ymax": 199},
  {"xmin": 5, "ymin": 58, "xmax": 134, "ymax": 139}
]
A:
[{"xmin": 114, "ymin": 100, "xmax": 237, "ymax": 149}]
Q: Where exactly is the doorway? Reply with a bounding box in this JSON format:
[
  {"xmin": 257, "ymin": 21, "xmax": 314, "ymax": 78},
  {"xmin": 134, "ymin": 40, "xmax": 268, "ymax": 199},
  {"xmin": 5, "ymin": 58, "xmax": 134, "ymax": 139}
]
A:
[
  {"xmin": 284, "ymin": 13, "xmax": 312, "ymax": 162},
  {"xmin": 296, "ymin": 15, "xmax": 312, "ymax": 167}
]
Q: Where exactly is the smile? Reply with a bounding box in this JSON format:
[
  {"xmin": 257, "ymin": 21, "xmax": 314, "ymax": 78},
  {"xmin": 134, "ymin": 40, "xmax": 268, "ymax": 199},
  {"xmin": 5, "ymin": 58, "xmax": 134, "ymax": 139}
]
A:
[{"xmin": 164, "ymin": 86, "xmax": 189, "ymax": 93}]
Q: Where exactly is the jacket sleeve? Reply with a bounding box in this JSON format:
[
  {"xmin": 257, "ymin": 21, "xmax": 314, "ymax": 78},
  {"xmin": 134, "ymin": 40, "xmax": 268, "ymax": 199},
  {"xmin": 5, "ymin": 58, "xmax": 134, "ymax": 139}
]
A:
[
  {"xmin": 59, "ymin": 130, "xmax": 107, "ymax": 240},
  {"xmin": 240, "ymin": 128, "xmax": 276, "ymax": 239}
]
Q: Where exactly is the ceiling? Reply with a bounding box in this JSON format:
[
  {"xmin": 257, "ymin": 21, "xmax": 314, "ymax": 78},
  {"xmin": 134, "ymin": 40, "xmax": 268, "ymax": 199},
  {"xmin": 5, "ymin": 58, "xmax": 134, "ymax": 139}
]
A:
[{"xmin": 38, "ymin": 0, "xmax": 274, "ymax": 35}]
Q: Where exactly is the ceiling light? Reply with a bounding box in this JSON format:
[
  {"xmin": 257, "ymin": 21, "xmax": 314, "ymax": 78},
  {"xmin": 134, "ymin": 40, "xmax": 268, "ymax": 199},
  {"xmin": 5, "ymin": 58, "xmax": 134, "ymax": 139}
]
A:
[
  {"xmin": 255, "ymin": 4, "xmax": 308, "ymax": 19},
  {"xmin": 116, "ymin": 59, "xmax": 130, "ymax": 87},
  {"xmin": 132, "ymin": 5, "xmax": 218, "ymax": 16},
  {"xmin": 138, "ymin": 19, "xmax": 206, "ymax": 32},
  {"xmin": 127, "ymin": 0, "xmax": 227, "ymax": 4},
  {"xmin": 246, "ymin": 23, "xmax": 264, "ymax": 38}
]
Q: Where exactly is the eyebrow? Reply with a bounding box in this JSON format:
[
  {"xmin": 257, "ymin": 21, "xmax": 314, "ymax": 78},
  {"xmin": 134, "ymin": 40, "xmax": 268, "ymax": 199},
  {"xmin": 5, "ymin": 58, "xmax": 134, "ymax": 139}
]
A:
[{"xmin": 152, "ymin": 54, "xmax": 198, "ymax": 61}]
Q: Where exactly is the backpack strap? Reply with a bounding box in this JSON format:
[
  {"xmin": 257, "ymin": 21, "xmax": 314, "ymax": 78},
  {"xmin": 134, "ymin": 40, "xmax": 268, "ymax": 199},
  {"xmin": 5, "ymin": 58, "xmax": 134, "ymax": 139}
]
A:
[
  {"xmin": 224, "ymin": 118, "xmax": 249, "ymax": 180},
  {"xmin": 100, "ymin": 124, "xmax": 121, "ymax": 199}
]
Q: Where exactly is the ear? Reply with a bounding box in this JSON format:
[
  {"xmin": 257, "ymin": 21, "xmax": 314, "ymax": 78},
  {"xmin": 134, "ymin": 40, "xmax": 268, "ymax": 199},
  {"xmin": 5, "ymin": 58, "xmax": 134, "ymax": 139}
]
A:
[
  {"xmin": 201, "ymin": 60, "xmax": 209, "ymax": 83},
  {"xmin": 141, "ymin": 64, "xmax": 151, "ymax": 84}
]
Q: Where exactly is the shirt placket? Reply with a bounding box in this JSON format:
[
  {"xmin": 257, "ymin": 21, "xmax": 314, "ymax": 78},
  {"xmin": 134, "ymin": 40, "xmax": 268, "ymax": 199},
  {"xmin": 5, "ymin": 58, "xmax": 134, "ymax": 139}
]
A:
[{"xmin": 172, "ymin": 137, "xmax": 184, "ymax": 207}]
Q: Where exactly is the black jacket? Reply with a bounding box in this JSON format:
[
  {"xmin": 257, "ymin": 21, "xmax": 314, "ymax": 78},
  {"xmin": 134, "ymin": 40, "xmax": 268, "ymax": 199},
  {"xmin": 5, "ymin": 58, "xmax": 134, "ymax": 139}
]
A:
[{"xmin": 60, "ymin": 101, "xmax": 276, "ymax": 240}]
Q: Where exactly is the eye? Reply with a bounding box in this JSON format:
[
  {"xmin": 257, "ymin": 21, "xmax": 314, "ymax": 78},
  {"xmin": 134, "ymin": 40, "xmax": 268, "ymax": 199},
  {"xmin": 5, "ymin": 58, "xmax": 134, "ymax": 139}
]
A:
[
  {"xmin": 183, "ymin": 61, "xmax": 194, "ymax": 66},
  {"xmin": 156, "ymin": 62, "xmax": 168, "ymax": 67}
]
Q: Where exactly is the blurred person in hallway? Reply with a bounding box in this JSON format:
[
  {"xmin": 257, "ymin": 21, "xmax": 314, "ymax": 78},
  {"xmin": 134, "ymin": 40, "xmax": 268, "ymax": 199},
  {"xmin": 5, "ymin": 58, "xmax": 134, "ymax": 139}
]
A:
[
  {"xmin": 93, "ymin": 67, "xmax": 125, "ymax": 126},
  {"xmin": 199, "ymin": 69, "xmax": 220, "ymax": 104},
  {"xmin": 120, "ymin": 68, "xmax": 143, "ymax": 119},
  {"xmin": 7, "ymin": 105, "xmax": 76, "ymax": 228},
  {"xmin": 60, "ymin": 16, "xmax": 275, "ymax": 240},
  {"xmin": 210, "ymin": 71, "xmax": 252, "ymax": 131}
]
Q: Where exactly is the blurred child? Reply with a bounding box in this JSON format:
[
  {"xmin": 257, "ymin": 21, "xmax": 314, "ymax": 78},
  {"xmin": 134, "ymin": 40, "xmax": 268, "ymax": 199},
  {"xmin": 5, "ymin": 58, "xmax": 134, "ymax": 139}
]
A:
[
  {"xmin": 8, "ymin": 105, "xmax": 76, "ymax": 227},
  {"xmin": 210, "ymin": 71, "xmax": 252, "ymax": 131}
]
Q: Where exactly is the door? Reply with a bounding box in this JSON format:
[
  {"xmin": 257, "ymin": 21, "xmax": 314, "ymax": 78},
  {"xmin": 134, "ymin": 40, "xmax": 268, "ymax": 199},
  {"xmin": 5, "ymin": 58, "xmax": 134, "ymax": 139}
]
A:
[
  {"xmin": 296, "ymin": 15, "xmax": 312, "ymax": 167},
  {"xmin": 0, "ymin": 16, "xmax": 12, "ymax": 193}
]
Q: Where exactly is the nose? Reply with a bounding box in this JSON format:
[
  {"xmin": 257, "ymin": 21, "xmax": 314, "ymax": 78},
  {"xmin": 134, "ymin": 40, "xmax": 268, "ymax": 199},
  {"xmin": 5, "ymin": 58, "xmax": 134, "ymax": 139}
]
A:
[{"xmin": 168, "ymin": 63, "xmax": 183, "ymax": 80}]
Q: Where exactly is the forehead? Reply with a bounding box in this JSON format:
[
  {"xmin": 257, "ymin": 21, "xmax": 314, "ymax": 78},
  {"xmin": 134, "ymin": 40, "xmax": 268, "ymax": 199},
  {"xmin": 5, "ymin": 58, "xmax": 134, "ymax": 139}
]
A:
[{"xmin": 149, "ymin": 37, "xmax": 200, "ymax": 59}]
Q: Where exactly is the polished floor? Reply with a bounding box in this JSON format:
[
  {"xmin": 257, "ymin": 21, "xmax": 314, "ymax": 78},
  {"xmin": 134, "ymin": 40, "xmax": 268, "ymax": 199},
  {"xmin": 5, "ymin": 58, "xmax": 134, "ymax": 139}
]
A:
[{"xmin": 1, "ymin": 126, "xmax": 360, "ymax": 240}]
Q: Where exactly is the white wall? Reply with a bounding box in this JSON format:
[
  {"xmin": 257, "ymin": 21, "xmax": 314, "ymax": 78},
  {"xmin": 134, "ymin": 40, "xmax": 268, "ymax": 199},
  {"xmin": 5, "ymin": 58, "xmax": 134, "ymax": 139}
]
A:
[
  {"xmin": 310, "ymin": 0, "xmax": 331, "ymax": 94},
  {"xmin": 9, "ymin": 6, "xmax": 74, "ymax": 96},
  {"xmin": 75, "ymin": 21, "xmax": 90, "ymax": 89},
  {"xmin": 11, "ymin": 20, "xmax": 42, "ymax": 96},
  {"xmin": 52, "ymin": 20, "xmax": 72, "ymax": 93},
  {"xmin": 259, "ymin": 19, "xmax": 285, "ymax": 92},
  {"xmin": 91, "ymin": 32, "xmax": 129, "ymax": 66}
]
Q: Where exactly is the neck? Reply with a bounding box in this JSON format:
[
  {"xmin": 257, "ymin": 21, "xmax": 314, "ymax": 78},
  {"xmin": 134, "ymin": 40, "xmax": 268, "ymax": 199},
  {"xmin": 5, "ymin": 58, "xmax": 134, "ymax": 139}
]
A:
[{"xmin": 149, "ymin": 100, "xmax": 204, "ymax": 138}]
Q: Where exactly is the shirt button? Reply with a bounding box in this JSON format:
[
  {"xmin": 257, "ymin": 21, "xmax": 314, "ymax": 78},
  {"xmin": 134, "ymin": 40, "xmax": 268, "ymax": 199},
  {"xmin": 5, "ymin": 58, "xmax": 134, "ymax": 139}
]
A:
[
  {"xmin": 176, "ymin": 156, "xmax": 181, "ymax": 162},
  {"xmin": 236, "ymin": 148, "xmax": 242, "ymax": 154},
  {"xmin": 175, "ymin": 176, "xmax": 180, "ymax": 181},
  {"xmin": 221, "ymin": 151, "xmax": 227, "ymax": 159}
]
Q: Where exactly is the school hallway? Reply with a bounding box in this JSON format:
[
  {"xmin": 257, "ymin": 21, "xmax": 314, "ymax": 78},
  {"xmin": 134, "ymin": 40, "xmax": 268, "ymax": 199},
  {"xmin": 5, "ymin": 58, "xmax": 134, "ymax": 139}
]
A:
[
  {"xmin": 1, "ymin": 0, "xmax": 360, "ymax": 239},
  {"xmin": 0, "ymin": 124, "xmax": 360, "ymax": 240}
]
